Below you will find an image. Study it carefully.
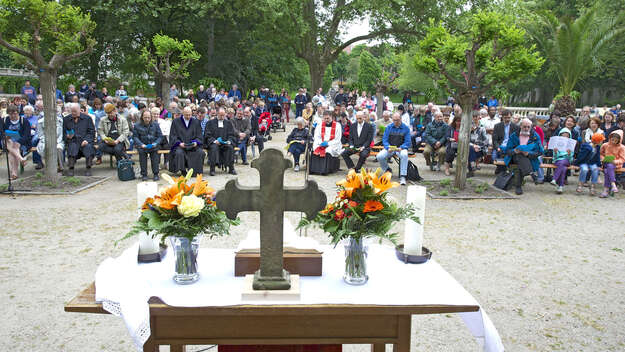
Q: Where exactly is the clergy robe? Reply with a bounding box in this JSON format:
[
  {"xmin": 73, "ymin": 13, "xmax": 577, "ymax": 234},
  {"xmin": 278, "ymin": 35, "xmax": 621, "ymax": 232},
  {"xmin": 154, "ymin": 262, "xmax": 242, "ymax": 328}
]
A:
[
  {"xmin": 204, "ymin": 118, "xmax": 236, "ymax": 170},
  {"xmin": 169, "ymin": 117, "xmax": 205, "ymax": 176},
  {"xmin": 312, "ymin": 121, "xmax": 343, "ymax": 157}
]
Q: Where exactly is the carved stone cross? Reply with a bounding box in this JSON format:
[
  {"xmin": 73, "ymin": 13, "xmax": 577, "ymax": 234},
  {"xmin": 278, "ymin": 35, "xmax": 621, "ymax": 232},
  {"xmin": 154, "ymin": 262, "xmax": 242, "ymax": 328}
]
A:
[{"xmin": 216, "ymin": 148, "xmax": 327, "ymax": 290}]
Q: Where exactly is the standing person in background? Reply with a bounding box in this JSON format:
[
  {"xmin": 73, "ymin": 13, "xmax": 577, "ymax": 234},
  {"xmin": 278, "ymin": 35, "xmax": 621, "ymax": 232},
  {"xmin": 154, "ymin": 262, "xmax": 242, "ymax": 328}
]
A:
[
  {"xmin": 115, "ymin": 84, "xmax": 127, "ymax": 97},
  {"xmin": 169, "ymin": 84, "xmax": 179, "ymax": 101},
  {"xmin": 487, "ymin": 95, "xmax": 498, "ymax": 108},
  {"xmin": 228, "ymin": 84, "xmax": 242, "ymax": 101},
  {"xmin": 65, "ymin": 84, "xmax": 79, "ymax": 103},
  {"xmin": 402, "ymin": 92, "xmax": 412, "ymax": 106},
  {"xmin": 280, "ymin": 89, "xmax": 291, "ymax": 123},
  {"xmin": 294, "ymin": 88, "xmax": 307, "ymax": 118},
  {"xmin": 21, "ymin": 80, "xmax": 37, "ymax": 105}
]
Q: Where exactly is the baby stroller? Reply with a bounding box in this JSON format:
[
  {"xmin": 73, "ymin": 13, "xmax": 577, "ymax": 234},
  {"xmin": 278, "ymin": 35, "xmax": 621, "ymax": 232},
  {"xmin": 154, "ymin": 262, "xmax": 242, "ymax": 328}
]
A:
[
  {"xmin": 270, "ymin": 105, "xmax": 286, "ymax": 133},
  {"xmin": 258, "ymin": 111, "xmax": 273, "ymax": 141}
]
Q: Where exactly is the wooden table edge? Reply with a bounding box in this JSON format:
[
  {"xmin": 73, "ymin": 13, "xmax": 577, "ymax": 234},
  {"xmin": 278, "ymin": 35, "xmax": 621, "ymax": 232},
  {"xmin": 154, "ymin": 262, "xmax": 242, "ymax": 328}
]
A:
[{"xmin": 64, "ymin": 283, "xmax": 480, "ymax": 315}]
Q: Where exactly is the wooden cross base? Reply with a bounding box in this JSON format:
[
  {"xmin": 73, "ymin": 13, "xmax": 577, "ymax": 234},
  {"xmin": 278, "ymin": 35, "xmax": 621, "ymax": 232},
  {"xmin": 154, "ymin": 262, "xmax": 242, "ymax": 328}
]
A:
[{"xmin": 235, "ymin": 252, "xmax": 322, "ymax": 277}]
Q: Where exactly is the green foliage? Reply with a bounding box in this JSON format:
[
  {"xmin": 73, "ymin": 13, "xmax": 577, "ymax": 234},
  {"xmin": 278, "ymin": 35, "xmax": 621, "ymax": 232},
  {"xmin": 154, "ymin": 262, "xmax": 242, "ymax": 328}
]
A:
[
  {"xmin": 357, "ymin": 50, "xmax": 381, "ymax": 93},
  {"xmin": 66, "ymin": 176, "xmax": 81, "ymax": 186},
  {"xmin": 474, "ymin": 182, "xmax": 489, "ymax": 194},
  {"xmin": 0, "ymin": 0, "xmax": 96, "ymax": 69},
  {"xmin": 439, "ymin": 190, "xmax": 449, "ymax": 196},
  {"xmin": 440, "ymin": 178, "xmax": 452, "ymax": 187},
  {"xmin": 141, "ymin": 34, "xmax": 200, "ymax": 81},
  {"xmin": 297, "ymin": 170, "xmax": 417, "ymax": 246},
  {"xmin": 124, "ymin": 205, "xmax": 239, "ymax": 245},
  {"xmin": 413, "ymin": 11, "xmax": 544, "ymax": 100},
  {"xmin": 526, "ymin": 4, "xmax": 625, "ymax": 97}
]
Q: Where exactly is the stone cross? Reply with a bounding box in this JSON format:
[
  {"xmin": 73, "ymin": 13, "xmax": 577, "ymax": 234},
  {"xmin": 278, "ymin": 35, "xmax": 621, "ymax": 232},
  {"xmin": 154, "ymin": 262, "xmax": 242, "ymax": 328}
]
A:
[{"xmin": 216, "ymin": 148, "xmax": 327, "ymax": 290}]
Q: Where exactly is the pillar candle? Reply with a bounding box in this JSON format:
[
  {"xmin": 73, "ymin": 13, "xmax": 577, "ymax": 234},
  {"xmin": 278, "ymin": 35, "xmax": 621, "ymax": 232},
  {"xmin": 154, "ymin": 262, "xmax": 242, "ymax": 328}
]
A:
[
  {"xmin": 137, "ymin": 182, "xmax": 159, "ymax": 254},
  {"xmin": 404, "ymin": 185, "xmax": 425, "ymax": 255}
]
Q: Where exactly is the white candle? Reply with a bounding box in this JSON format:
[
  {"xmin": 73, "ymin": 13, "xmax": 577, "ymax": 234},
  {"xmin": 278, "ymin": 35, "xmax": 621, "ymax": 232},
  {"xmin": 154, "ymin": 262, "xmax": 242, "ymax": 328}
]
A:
[
  {"xmin": 137, "ymin": 182, "xmax": 159, "ymax": 254},
  {"xmin": 404, "ymin": 185, "xmax": 425, "ymax": 255}
]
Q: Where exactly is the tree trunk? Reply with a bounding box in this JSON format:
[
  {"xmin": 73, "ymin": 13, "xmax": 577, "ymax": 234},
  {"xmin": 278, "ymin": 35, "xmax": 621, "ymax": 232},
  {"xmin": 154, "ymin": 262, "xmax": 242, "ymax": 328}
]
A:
[
  {"xmin": 39, "ymin": 68, "xmax": 59, "ymax": 183},
  {"xmin": 376, "ymin": 89, "xmax": 384, "ymax": 120},
  {"xmin": 161, "ymin": 78, "xmax": 171, "ymax": 108},
  {"xmin": 454, "ymin": 95, "xmax": 475, "ymax": 190},
  {"xmin": 206, "ymin": 18, "xmax": 215, "ymax": 76},
  {"xmin": 308, "ymin": 59, "xmax": 327, "ymax": 93}
]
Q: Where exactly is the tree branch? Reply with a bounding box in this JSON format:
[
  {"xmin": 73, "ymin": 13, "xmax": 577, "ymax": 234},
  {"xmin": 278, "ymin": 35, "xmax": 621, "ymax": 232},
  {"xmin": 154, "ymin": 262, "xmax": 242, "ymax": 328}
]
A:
[
  {"xmin": 0, "ymin": 34, "xmax": 35, "ymax": 61},
  {"xmin": 330, "ymin": 28, "xmax": 417, "ymax": 59},
  {"xmin": 436, "ymin": 58, "xmax": 466, "ymax": 89}
]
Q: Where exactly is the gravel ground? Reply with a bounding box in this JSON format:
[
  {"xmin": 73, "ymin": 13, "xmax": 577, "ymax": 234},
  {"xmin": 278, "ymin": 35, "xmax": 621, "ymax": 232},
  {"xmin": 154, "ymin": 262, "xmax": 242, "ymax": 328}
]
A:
[{"xmin": 1, "ymin": 123, "xmax": 624, "ymax": 352}]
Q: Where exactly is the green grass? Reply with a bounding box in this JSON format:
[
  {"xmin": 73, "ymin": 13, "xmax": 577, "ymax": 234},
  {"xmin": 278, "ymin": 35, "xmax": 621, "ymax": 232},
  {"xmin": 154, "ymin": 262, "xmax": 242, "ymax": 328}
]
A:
[
  {"xmin": 43, "ymin": 181, "xmax": 57, "ymax": 188},
  {"xmin": 440, "ymin": 178, "xmax": 452, "ymax": 187},
  {"xmin": 66, "ymin": 177, "xmax": 82, "ymax": 186},
  {"xmin": 439, "ymin": 190, "xmax": 449, "ymax": 196},
  {"xmin": 35, "ymin": 172, "xmax": 43, "ymax": 179}
]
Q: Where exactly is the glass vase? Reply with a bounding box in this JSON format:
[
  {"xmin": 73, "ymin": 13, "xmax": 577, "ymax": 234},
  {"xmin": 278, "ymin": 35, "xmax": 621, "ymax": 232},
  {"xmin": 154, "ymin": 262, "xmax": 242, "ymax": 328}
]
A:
[
  {"xmin": 169, "ymin": 236, "xmax": 200, "ymax": 284},
  {"xmin": 344, "ymin": 237, "xmax": 368, "ymax": 285}
]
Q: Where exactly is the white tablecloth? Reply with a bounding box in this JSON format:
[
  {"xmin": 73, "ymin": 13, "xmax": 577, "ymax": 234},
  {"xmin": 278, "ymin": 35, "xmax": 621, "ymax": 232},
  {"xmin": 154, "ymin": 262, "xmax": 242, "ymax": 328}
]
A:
[{"xmin": 95, "ymin": 243, "xmax": 504, "ymax": 351}]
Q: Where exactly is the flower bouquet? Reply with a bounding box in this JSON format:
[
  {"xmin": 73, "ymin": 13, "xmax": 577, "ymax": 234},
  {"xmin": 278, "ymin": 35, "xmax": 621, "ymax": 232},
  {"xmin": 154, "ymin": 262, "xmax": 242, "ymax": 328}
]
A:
[
  {"xmin": 120, "ymin": 170, "xmax": 239, "ymax": 284},
  {"xmin": 298, "ymin": 168, "xmax": 418, "ymax": 284}
]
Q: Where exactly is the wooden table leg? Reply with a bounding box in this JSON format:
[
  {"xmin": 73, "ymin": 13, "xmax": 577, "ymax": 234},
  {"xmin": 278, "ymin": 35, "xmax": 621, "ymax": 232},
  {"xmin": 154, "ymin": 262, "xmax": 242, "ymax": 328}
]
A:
[
  {"xmin": 393, "ymin": 315, "xmax": 411, "ymax": 352},
  {"xmin": 371, "ymin": 343, "xmax": 385, "ymax": 352},
  {"xmin": 142, "ymin": 337, "xmax": 158, "ymax": 352},
  {"xmin": 170, "ymin": 345, "xmax": 186, "ymax": 352}
]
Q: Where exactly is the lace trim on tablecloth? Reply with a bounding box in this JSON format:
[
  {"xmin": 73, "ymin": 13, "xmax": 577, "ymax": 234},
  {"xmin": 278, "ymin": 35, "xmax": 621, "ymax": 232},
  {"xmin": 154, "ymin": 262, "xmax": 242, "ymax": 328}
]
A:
[{"xmin": 101, "ymin": 298, "xmax": 150, "ymax": 350}]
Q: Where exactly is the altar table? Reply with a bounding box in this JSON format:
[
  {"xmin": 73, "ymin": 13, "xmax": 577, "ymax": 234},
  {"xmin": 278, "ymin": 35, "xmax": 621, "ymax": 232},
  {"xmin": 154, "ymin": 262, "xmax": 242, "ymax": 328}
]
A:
[{"xmin": 64, "ymin": 245, "xmax": 502, "ymax": 352}]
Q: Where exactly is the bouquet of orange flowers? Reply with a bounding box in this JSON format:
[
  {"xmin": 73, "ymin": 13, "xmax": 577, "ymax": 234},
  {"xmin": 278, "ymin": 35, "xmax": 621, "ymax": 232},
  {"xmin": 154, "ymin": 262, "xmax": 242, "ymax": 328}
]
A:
[
  {"xmin": 120, "ymin": 170, "xmax": 239, "ymax": 244},
  {"xmin": 298, "ymin": 168, "xmax": 418, "ymax": 246}
]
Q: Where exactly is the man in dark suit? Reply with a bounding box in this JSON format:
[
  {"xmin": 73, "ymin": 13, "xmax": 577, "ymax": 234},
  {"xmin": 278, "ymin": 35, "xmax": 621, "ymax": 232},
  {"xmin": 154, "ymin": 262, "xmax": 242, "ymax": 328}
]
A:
[
  {"xmin": 341, "ymin": 111, "xmax": 374, "ymax": 172},
  {"xmin": 492, "ymin": 109, "xmax": 519, "ymax": 173},
  {"xmin": 204, "ymin": 107, "xmax": 237, "ymax": 176}
]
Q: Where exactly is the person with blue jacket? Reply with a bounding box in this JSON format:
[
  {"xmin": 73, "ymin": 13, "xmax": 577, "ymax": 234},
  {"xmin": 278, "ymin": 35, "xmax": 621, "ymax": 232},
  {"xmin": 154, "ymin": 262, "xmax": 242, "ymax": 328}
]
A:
[
  {"xmin": 574, "ymin": 132, "xmax": 604, "ymax": 196},
  {"xmin": 376, "ymin": 112, "xmax": 411, "ymax": 185},
  {"xmin": 504, "ymin": 118, "xmax": 544, "ymax": 195}
]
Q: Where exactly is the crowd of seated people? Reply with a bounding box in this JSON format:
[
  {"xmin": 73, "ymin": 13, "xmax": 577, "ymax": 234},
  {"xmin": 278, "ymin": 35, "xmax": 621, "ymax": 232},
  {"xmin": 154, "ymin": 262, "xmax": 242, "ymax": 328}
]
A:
[{"xmin": 4, "ymin": 79, "xmax": 625, "ymax": 198}]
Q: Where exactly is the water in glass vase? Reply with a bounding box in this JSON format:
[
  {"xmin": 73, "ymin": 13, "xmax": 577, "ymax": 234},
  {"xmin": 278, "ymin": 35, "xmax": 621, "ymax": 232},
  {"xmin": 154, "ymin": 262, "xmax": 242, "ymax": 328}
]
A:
[
  {"xmin": 344, "ymin": 238, "xmax": 368, "ymax": 285},
  {"xmin": 170, "ymin": 236, "xmax": 200, "ymax": 284}
]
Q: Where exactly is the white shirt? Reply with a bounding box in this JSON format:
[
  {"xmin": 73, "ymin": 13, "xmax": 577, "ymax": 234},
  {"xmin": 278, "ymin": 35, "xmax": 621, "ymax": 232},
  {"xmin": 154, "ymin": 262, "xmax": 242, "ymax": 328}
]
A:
[
  {"xmin": 357, "ymin": 122, "xmax": 364, "ymax": 137},
  {"xmin": 183, "ymin": 118, "xmax": 191, "ymax": 128},
  {"xmin": 218, "ymin": 120, "xmax": 224, "ymax": 128}
]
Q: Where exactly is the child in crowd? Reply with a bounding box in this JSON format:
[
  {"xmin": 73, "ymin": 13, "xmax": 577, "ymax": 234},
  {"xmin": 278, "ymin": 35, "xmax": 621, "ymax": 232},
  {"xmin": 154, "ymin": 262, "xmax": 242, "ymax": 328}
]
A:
[
  {"xmin": 599, "ymin": 130, "xmax": 625, "ymax": 198},
  {"xmin": 552, "ymin": 128, "xmax": 574, "ymax": 194},
  {"xmin": 575, "ymin": 133, "xmax": 604, "ymax": 196}
]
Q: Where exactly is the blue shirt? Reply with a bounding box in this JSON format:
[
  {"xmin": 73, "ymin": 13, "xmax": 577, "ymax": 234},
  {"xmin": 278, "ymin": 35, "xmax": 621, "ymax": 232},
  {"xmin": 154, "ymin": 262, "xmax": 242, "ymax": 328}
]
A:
[
  {"xmin": 487, "ymin": 99, "xmax": 498, "ymax": 107},
  {"xmin": 502, "ymin": 123, "xmax": 511, "ymax": 147},
  {"xmin": 382, "ymin": 123, "xmax": 411, "ymax": 150}
]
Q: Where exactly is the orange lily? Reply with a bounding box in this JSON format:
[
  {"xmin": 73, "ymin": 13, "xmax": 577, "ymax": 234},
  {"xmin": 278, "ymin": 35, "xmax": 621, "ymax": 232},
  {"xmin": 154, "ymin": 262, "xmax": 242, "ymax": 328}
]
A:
[
  {"xmin": 370, "ymin": 170, "xmax": 399, "ymax": 194},
  {"xmin": 363, "ymin": 200, "xmax": 384, "ymax": 213},
  {"xmin": 141, "ymin": 197, "xmax": 155, "ymax": 211},
  {"xmin": 337, "ymin": 169, "xmax": 362, "ymax": 197},
  {"xmin": 190, "ymin": 174, "xmax": 215, "ymax": 197},
  {"xmin": 153, "ymin": 185, "xmax": 184, "ymax": 210},
  {"xmin": 320, "ymin": 203, "xmax": 334, "ymax": 214}
]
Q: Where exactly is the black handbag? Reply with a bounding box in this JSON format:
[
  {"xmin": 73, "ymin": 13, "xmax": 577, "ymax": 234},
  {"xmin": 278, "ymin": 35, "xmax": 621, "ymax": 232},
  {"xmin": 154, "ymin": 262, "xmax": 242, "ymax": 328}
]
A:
[
  {"xmin": 117, "ymin": 159, "xmax": 136, "ymax": 181},
  {"xmin": 493, "ymin": 170, "xmax": 514, "ymax": 190},
  {"xmin": 406, "ymin": 160, "xmax": 423, "ymax": 182}
]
